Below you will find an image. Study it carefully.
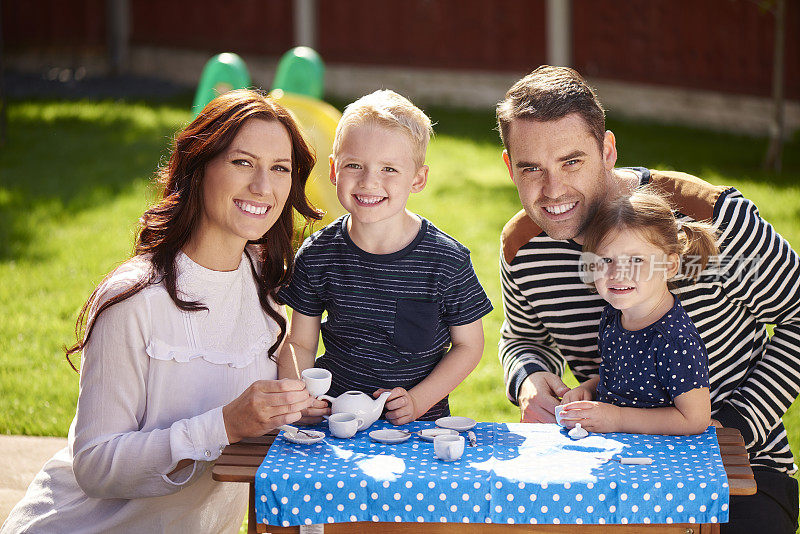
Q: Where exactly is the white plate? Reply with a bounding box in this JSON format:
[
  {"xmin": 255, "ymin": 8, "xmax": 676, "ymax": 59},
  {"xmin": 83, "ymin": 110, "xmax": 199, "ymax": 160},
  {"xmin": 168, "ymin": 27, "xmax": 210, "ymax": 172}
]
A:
[
  {"xmin": 418, "ymin": 428, "xmax": 458, "ymax": 441},
  {"xmin": 435, "ymin": 416, "xmax": 477, "ymax": 432},
  {"xmin": 369, "ymin": 429, "xmax": 411, "ymax": 444},
  {"xmin": 281, "ymin": 430, "xmax": 325, "ymax": 445}
]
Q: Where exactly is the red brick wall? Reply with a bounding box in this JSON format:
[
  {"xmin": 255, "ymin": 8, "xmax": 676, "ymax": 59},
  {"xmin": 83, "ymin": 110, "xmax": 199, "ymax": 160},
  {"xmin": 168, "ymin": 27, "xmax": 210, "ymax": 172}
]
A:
[
  {"xmin": 317, "ymin": 0, "xmax": 547, "ymax": 71},
  {"xmin": 572, "ymin": 0, "xmax": 799, "ymax": 99},
  {"xmin": 2, "ymin": 0, "xmax": 106, "ymax": 50},
  {"xmin": 129, "ymin": 0, "xmax": 293, "ymax": 54},
  {"xmin": 3, "ymin": 0, "xmax": 796, "ymax": 100}
]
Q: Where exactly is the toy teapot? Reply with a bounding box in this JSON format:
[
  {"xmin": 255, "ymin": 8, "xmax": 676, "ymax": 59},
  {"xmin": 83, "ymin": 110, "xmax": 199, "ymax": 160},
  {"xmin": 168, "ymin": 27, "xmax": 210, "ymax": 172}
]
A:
[{"xmin": 319, "ymin": 390, "xmax": 392, "ymax": 431}]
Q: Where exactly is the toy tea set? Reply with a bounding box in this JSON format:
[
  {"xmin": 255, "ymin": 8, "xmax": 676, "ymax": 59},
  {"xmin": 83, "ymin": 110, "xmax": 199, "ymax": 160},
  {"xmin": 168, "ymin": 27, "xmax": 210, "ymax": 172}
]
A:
[
  {"xmin": 553, "ymin": 404, "xmax": 653, "ymax": 465},
  {"xmin": 554, "ymin": 405, "xmax": 589, "ymax": 439},
  {"xmin": 278, "ymin": 368, "xmax": 473, "ymax": 461},
  {"xmin": 281, "ymin": 369, "xmax": 652, "ymax": 465}
]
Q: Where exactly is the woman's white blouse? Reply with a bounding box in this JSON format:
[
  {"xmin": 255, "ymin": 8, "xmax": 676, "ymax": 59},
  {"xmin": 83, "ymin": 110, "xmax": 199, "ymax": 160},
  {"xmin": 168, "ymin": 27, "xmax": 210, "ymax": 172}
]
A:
[{"xmin": 1, "ymin": 252, "xmax": 279, "ymax": 534}]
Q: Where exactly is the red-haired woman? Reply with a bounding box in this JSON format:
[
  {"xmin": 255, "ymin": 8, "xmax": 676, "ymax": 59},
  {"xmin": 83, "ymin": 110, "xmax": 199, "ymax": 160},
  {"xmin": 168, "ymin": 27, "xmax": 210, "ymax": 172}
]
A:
[{"xmin": 2, "ymin": 90, "xmax": 323, "ymax": 533}]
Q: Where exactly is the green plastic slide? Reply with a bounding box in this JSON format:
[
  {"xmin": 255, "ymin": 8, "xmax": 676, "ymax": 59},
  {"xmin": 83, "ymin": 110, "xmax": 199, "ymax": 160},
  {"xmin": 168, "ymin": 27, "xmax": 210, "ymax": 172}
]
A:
[
  {"xmin": 192, "ymin": 48, "xmax": 342, "ymax": 223},
  {"xmin": 271, "ymin": 47, "xmax": 325, "ymax": 99},
  {"xmin": 192, "ymin": 53, "xmax": 251, "ymax": 117}
]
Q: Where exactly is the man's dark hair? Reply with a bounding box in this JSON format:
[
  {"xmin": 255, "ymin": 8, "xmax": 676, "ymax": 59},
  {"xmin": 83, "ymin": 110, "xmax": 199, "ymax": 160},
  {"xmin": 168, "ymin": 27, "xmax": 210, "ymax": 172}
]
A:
[{"xmin": 497, "ymin": 65, "xmax": 606, "ymax": 152}]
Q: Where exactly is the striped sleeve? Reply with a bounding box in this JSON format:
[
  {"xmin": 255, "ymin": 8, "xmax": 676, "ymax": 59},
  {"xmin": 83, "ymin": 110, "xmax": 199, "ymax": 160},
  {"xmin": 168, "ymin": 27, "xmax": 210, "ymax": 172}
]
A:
[
  {"xmin": 277, "ymin": 251, "xmax": 324, "ymax": 317},
  {"xmin": 499, "ymin": 252, "xmax": 566, "ymax": 405},
  {"xmin": 712, "ymin": 192, "xmax": 800, "ymax": 448},
  {"xmin": 442, "ymin": 255, "xmax": 493, "ymax": 327}
]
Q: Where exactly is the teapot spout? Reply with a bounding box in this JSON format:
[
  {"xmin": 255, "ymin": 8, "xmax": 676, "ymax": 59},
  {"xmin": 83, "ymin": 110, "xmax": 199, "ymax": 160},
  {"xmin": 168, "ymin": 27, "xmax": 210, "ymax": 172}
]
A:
[{"xmin": 374, "ymin": 390, "xmax": 392, "ymax": 412}]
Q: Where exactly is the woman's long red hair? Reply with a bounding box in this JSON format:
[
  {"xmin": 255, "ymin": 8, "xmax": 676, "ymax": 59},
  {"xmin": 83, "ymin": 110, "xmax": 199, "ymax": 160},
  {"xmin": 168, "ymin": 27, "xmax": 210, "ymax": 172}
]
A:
[{"xmin": 66, "ymin": 89, "xmax": 323, "ymax": 371}]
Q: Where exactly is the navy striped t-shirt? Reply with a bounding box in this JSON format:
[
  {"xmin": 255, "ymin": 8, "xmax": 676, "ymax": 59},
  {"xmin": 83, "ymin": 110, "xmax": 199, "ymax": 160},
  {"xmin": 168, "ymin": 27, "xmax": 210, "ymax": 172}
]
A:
[{"xmin": 278, "ymin": 215, "xmax": 493, "ymax": 420}]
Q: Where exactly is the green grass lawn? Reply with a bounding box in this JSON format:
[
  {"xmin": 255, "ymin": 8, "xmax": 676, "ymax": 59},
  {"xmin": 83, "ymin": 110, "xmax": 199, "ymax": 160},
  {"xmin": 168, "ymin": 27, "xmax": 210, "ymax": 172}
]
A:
[{"xmin": 2, "ymin": 98, "xmax": 799, "ymax": 456}]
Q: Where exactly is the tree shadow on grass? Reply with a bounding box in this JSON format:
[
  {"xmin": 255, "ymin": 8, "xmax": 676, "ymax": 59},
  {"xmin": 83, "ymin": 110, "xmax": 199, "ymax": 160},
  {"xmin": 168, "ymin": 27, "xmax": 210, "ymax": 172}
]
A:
[
  {"xmin": 0, "ymin": 100, "xmax": 188, "ymax": 261},
  {"xmin": 608, "ymin": 116, "xmax": 800, "ymax": 190},
  {"xmin": 426, "ymin": 105, "xmax": 503, "ymax": 146}
]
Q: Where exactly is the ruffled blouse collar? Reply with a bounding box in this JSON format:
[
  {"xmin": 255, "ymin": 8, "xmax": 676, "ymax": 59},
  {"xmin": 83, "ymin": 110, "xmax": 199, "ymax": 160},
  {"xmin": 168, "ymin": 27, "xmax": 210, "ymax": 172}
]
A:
[{"xmin": 175, "ymin": 251, "xmax": 248, "ymax": 301}]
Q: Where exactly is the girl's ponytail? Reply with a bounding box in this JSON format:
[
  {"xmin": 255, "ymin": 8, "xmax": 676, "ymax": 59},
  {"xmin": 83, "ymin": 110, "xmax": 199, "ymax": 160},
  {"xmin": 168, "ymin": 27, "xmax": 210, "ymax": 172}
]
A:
[{"xmin": 678, "ymin": 221, "xmax": 719, "ymax": 280}]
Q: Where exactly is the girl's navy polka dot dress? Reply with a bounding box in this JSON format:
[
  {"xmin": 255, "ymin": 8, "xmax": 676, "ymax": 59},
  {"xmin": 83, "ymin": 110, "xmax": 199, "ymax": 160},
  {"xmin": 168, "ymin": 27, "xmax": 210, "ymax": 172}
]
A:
[{"xmin": 597, "ymin": 296, "xmax": 709, "ymax": 407}]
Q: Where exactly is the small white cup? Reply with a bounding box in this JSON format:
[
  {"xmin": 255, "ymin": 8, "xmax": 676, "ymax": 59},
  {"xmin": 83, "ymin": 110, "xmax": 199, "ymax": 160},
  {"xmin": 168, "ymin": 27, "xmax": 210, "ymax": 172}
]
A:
[
  {"xmin": 328, "ymin": 412, "xmax": 362, "ymax": 439},
  {"xmin": 554, "ymin": 405, "xmax": 565, "ymax": 426},
  {"xmin": 301, "ymin": 368, "xmax": 332, "ymax": 397},
  {"xmin": 434, "ymin": 434, "xmax": 465, "ymax": 461}
]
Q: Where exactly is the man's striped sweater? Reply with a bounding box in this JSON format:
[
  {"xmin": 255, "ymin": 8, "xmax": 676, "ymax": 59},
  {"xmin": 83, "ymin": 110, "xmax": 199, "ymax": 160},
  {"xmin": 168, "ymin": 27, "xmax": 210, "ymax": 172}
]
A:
[{"xmin": 500, "ymin": 168, "xmax": 800, "ymax": 472}]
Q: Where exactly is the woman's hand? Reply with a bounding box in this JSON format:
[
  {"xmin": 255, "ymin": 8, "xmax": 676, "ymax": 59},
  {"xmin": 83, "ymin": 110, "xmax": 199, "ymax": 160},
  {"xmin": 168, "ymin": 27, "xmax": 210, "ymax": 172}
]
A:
[
  {"xmin": 222, "ymin": 379, "xmax": 314, "ymax": 443},
  {"xmin": 375, "ymin": 387, "xmax": 420, "ymax": 426},
  {"xmin": 296, "ymin": 397, "xmax": 331, "ymax": 425}
]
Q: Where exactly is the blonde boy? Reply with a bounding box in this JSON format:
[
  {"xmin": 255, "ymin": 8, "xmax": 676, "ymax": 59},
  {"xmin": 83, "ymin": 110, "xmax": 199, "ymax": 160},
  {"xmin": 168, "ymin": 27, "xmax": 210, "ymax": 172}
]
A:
[{"xmin": 277, "ymin": 90, "xmax": 492, "ymax": 424}]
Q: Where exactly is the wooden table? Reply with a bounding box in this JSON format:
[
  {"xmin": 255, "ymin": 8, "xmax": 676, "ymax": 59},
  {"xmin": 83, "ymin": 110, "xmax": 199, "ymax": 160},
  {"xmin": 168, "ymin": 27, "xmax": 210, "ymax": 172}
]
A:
[{"xmin": 212, "ymin": 427, "xmax": 755, "ymax": 534}]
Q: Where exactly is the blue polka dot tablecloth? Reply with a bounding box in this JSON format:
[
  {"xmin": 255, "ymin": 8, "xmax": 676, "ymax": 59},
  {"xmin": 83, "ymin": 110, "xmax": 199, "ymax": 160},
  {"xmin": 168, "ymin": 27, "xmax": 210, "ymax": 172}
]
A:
[{"xmin": 254, "ymin": 421, "xmax": 729, "ymax": 527}]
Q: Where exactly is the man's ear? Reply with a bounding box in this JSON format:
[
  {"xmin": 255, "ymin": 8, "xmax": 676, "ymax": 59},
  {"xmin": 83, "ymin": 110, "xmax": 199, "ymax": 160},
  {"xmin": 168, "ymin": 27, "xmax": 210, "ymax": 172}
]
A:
[
  {"xmin": 502, "ymin": 150, "xmax": 515, "ymax": 182},
  {"xmin": 411, "ymin": 165, "xmax": 428, "ymax": 193},
  {"xmin": 603, "ymin": 131, "xmax": 617, "ymax": 171},
  {"xmin": 328, "ymin": 155, "xmax": 336, "ymax": 185}
]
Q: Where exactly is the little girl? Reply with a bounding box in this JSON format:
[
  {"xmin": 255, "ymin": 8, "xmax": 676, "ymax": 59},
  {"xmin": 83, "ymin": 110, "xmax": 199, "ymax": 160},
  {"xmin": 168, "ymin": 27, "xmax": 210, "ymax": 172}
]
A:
[{"xmin": 559, "ymin": 188, "xmax": 718, "ymax": 435}]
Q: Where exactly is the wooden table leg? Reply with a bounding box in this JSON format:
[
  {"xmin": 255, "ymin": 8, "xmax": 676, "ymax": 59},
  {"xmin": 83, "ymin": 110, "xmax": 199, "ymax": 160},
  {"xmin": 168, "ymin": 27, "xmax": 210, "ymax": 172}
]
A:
[{"xmin": 249, "ymin": 482, "xmax": 257, "ymax": 534}]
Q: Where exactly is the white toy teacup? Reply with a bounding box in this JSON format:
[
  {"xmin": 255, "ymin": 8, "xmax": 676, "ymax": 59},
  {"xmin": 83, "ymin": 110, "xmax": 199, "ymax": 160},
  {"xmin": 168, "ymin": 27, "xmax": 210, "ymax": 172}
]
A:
[
  {"xmin": 318, "ymin": 390, "xmax": 392, "ymax": 431},
  {"xmin": 301, "ymin": 368, "xmax": 332, "ymax": 397},
  {"xmin": 433, "ymin": 434, "xmax": 465, "ymax": 461},
  {"xmin": 554, "ymin": 405, "xmax": 565, "ymax": 426},
  {"xmin": 328, "ymin": 412, "xmax": 362, "ymax": 439}
]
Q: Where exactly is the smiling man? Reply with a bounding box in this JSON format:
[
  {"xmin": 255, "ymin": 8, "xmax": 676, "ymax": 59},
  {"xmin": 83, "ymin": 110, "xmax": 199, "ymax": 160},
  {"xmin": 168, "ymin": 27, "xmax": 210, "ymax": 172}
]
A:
[{"xmin": 497, "ymin": 65, "xmax": 800, "ymax": 534}]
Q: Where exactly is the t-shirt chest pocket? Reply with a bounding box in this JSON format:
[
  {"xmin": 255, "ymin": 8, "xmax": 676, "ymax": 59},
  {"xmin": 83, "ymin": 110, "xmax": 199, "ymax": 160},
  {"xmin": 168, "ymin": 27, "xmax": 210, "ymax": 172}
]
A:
[{"xmin": 394, "ymin": 299, "xmax": 440, "ymax": 352}]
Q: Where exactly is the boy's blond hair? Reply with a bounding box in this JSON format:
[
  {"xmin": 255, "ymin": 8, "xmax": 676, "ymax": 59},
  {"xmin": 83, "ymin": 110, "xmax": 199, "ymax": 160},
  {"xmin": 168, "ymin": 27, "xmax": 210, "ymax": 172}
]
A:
[{"xmin": 332, "ymin": 89, "xmax": 433, "ymax": 168}]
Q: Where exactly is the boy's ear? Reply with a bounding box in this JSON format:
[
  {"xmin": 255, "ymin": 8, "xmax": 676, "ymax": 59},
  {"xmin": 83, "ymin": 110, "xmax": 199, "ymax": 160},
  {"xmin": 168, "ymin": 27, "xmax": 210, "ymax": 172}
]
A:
[
  {"xmin": 502, "ymin": 150, "xmax": 514, "ymax": 182},
  {"xmin": 411, "ymin": 165, "xmax": 428, "ymax": 193},
  {"xmin": 328, "ymin": 155, "xmax": 336, "ymax": 185}
]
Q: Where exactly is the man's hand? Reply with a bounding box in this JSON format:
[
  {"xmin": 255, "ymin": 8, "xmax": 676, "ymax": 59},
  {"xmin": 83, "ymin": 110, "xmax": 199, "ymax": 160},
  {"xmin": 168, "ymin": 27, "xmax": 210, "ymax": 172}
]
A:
[
  {"xmin": 558, "ymin": 400, "xmax": 623, "ymax": 433},
  {"xmin": 560, "ymin": 385, "xmax": 594, "ymax": 404},
  {"xmin": 518, "ymin": 372, "xmax": 570, "ymax": 423},
  {"xmin": 375, "ymin": 388, "xmax": 421, "ymax": 426}
]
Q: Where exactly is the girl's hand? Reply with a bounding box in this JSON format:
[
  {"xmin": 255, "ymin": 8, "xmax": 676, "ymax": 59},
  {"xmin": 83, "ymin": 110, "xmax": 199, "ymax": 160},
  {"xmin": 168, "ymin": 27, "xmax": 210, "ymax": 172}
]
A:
[
  {"xmin": 297, "ymin": 397, "xmax": 331, "ymax": 425},
  {"xmin": 559, "ymin": 400, "xmax": 623, "ymax": 433},
  {"xmin": 222, "ymin": 379, "xmax": 314, "ymax": 443},
  {"xmin": 560, "ymin": 385, "xmax": 594, "ymax": 404},
  {"xmin": 375, "ymin": 387, "xmax": 420, "ymax": 426}
]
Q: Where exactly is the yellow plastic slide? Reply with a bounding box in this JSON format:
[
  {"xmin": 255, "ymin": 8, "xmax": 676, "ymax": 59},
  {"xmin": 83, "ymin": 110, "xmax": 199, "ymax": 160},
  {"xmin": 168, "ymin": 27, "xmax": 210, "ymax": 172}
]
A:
[{"xmin": 270, "ymin": 90, "xmax": 345, "ymax": 226}]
